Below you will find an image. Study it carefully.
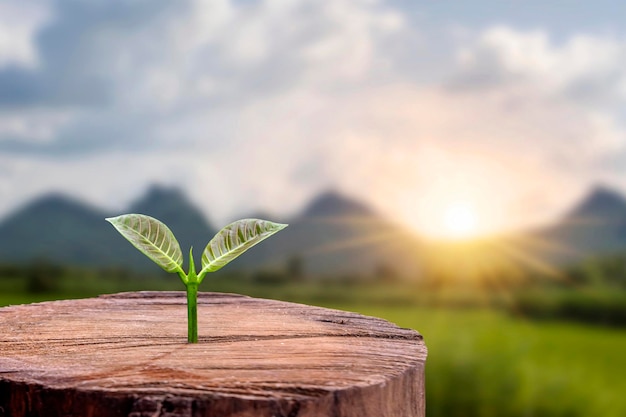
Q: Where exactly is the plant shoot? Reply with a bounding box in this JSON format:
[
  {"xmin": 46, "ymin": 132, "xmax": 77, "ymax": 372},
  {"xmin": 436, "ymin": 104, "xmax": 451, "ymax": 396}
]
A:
[{"xmin": 106, "ymin": 214, "xmax": 287, "ymax": 343}]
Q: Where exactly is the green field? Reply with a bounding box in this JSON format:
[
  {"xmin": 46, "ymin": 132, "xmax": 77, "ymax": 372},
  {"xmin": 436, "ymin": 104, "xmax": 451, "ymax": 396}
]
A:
[
  {"xmin": 339, "ymin": 305, "xmax": 626, "ymax": 417},
  {"xmin": 0, "ymin": 274, "xmax": 624, "ymax": 417}
]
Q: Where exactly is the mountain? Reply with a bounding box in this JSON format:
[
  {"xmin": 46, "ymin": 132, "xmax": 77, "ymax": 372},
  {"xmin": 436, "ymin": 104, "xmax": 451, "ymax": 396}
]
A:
[
  {"xmin": 0, "ymin": 194, "xmax": 129, "ymax": 267},
  {"xmin": 0, "ymin": 187, "xmax": 423, "ymax": 278},
  {"xmin": 0, "ymin": 186, "xmax": 215, "ymax": 270},
  {"xmin": 565, "ymin": 186, "xmax": 626, "ymax": 222},
  {"xmin": 128, "ymin": 185, "xmax": 215, "ymax": 263},
  {"xmin": 3, "ymin": 183, "xmax": 626, "ymax": 276},
  {"xmin": 530, "ymin": 185, "xmax": 626, "ymax": 264},
  {"xmin": 234, "ymin": 190, "xmax": 424, "ymax": 278},
  {"xmin": 301, "ymin": 190, "xmax": 376, "ymax": 218}
]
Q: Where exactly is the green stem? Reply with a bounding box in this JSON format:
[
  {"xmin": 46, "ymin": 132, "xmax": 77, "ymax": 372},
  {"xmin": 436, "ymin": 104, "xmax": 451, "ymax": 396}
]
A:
[
  {"xmin": 186, "ymin": 246, "xmax": 199, "ymax": 343},
  {"xmin": 186, "ymin": 282, "xmax": 198, "ymax": 343}
]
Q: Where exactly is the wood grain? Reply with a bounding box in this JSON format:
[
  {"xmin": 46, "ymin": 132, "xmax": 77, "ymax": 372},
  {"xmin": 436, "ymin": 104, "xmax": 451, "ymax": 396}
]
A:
[{"xmin": 0, "ymin": 291, "xmax": 426, "ymax": 417}]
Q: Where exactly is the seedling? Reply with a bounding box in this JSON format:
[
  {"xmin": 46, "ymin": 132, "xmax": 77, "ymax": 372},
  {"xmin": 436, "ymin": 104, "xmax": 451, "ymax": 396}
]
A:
[{"xmin": 106, "ymin": 214, "xmax": 287, "ymax": 343}]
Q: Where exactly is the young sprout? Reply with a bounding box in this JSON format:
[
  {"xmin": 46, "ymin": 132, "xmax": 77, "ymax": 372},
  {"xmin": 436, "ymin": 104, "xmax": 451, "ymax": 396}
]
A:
[{"xmin": 106, "ymin": 214, "xmax": 287, "ymax": 343}]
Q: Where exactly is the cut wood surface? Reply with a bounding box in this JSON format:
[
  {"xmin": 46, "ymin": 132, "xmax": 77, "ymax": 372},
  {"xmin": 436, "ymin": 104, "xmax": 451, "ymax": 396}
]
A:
[{"xmin": 0, "ymin": 291, "xmax": 426, "ymax": 417}]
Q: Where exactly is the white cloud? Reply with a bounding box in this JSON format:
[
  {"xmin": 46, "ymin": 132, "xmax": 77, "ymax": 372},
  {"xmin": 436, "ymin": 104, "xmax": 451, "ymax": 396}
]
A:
[
  {"xmin": 0, "ymin": 109, "xmax": 75, "ymax": 143},
  {"xmin": 452, "ymin": 25, "xmax": 626, "ymax": 182},
  {"xmin": 0, "ymin": 0, "xmax": 408, "ymax": 151},
  {"xmin": 3, "ymin": 5, "xmax": 626, "ymax": 238},
  {"xmin": 0, "ymin": 1, "xmax": 50, "ymax": 68},
  {"xmin": 122, "ymin": 82, "xmax": 595, "ymax": 233},
  {"xmin": 456, "ymin": 26, "xmax": 626, "ymax": 105},
  {"xmin": 99, "ymin": 0, "xmax": 407, "ymax": 112}
]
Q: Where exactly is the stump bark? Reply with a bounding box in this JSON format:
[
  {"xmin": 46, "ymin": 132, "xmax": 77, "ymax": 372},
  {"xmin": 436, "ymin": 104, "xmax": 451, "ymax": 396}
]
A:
[{"xmin": 0, "ymin": 291, "xmax": 426, "ymax": 417}]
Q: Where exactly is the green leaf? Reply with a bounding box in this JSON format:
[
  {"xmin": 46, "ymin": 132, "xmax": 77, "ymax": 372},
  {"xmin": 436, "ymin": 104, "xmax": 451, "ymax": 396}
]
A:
[
  {"xmin": 200, "ymin": 218, "xmax": 287, "ymax": 276},
  {"xmin": 106, "ymin": 214, "xmax": 184, "ymax": 274}
]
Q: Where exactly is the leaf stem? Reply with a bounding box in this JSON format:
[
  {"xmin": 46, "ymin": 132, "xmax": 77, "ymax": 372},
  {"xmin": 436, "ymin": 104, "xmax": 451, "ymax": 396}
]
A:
[
  {"xmin": 186, "ymin": 247, "xmax": 199, "ymax": 343},
  {"xmin": 186, "ymin": 282, "xmax": 198, "ymax": 343}
]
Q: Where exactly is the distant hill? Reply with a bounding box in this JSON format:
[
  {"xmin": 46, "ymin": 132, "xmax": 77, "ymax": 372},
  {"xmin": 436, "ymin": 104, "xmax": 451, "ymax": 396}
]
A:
[
  {"xmin": 301, "ymin": 190, "xmax": 376, "ymax": 218},
  {"xmin": 0, "ymin": 187, "xmax": 424, "ymax": 278},
  {"xmin": 566, "ymin": 185, "xmax": 626, "ymax": 222},
  {"xmin": 0, "ymin": 193, "xmax": 136, "ymax": 267},
  {"xmin": 529, "ymin": 185, "xmax": 626, "ymax": 264},
  {"xmin": 0, "ymin": 185, "xmax": 215, "ymax": 270},
  {"xmin": 234, "ymin": 190, "xmax": 424, "ymax": 278},
  {"xmin": 2, "ymin": 184, "xmax": 626, "ymax": 277}
]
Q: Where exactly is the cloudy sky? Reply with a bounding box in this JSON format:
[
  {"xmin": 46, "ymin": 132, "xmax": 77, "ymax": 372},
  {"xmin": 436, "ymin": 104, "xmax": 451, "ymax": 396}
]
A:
[{"xmin": 1, "ymin": 0, "xmax": 625, "ymax": 238}]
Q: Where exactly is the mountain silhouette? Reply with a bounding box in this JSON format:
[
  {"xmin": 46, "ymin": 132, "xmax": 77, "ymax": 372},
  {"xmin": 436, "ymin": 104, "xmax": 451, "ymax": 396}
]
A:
[
  {"xmin": 0, "ymin": 194, "xmax": 132, "ymax": 267},
  {"xmin": 0, "ymin": 186, "xmax": 216, "ymax": 270},
  {"xmin": 531, "ymin": 185, "xmax": 626, "ymax": 264},
  {"xmin": 234, "ymin": 190, "xmax": 424, "ymax": 277},
  {"xmin": 565, "ymin": 185, "xmax": 626, "ymax": 222},
  {"xmin": 0, "ymin": 187, "xmax": 424, "ymax": 278},
  {"xmin": 301, "ymin": 190, "xmax": 376, "ymax": 218},
  {"xmin": 1, "ymin": 184, "xmax": 626, "ymax": 276}
]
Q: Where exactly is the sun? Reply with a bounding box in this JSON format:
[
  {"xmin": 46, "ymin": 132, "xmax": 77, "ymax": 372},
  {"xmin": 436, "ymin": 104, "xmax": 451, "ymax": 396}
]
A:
[
  {"xmin": 441, "ymin": 203, "xmax": 478, "ymax": 239},
  {"xmin": 396, "ymin": 190, "xmax": 497, "ymax": 241}
]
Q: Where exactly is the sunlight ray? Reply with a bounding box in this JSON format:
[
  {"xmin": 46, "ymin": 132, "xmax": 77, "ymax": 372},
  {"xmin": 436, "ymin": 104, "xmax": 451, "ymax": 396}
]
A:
[
  {"xmin": 302, "ymin": 229, "xmax": 413, "ymax": 255},
  {"xmin": 492, "ymin": 239, "xmax": 567, "ymax": 281}
]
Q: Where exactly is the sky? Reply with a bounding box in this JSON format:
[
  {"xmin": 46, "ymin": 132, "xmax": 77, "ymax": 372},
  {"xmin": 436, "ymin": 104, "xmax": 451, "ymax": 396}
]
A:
[{"xmin": 1, "ymin": 0, "xmax": 626, "ymax": 239}]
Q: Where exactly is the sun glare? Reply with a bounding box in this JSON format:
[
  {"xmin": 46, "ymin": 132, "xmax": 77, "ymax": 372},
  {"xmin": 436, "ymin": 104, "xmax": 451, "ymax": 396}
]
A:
[{"xmin": 441, "ymin": 203, "xmax": 478, "ymax": 239}]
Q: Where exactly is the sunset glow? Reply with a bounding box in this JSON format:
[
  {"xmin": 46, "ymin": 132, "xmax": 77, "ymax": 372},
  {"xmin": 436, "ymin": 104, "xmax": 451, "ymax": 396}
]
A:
[{"xmin": 441, "ymin": 203, "xmax": 479, "ymax": 239}]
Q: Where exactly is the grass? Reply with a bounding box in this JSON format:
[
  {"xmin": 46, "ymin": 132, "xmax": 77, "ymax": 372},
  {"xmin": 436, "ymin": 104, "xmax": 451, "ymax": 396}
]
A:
[
  {"xmin": 329, "ymin": 304, "xmax": 626, "ymax": 417},
  {"xmin": 514, "ymin": 287, "xmax": 626, "ymax": 326}
]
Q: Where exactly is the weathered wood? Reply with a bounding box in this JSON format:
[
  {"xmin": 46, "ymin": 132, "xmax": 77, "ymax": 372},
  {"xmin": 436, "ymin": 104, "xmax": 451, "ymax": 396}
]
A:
[{"xmin": 0, "ymin": 291, "xmax": 426, "ymax": 417}]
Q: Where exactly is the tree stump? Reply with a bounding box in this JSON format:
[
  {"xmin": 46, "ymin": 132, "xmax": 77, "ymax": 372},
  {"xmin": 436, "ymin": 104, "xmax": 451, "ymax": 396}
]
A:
[{"xmin": 0, "ymin": 291, "xmax": 426, "ymax": 417}]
